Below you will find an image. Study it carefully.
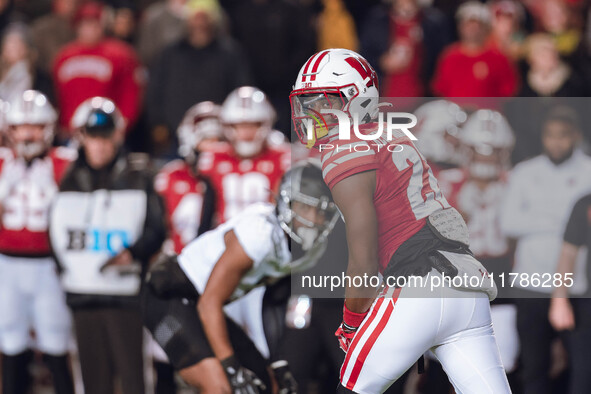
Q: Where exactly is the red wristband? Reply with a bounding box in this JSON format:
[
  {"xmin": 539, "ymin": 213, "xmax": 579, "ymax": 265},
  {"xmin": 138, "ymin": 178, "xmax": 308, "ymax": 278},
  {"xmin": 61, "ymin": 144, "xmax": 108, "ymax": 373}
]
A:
[{"xmin": 343, "ymin": 303, "xmax": 369, "ymax": 328}]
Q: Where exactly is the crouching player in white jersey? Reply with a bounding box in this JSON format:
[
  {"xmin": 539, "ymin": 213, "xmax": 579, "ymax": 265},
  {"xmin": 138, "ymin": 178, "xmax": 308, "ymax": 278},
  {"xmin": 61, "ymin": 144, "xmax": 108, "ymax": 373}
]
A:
[
  {"xmin": 0, "ymin": 91, "xmax": 75, "ymax": 394},
  {"xmin": 142, "ymin": 161, "xmax": 339, "ymax": 393},
  {"xmin": 290, "ymin": 48, "xmax": 511, "ymax": 394}
]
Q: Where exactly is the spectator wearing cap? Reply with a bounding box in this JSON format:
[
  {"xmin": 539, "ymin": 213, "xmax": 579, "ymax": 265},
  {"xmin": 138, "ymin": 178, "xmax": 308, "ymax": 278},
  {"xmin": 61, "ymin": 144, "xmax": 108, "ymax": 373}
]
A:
[
  {"xmin": 431, "ymin": 1, "xmax": 518, "ymax": 98},
  {"xmin": 52, "ymin": 1, "xmax": 145, "ymax": 143},
  {"xmin": 0, "ymin": 23, "xmax": 54, "ymax": 104},
  {"xmin": 145, "ymin": 0, "xmax": 251, "ymax": 157},
  {"xmin": 49, "ymin": 97, "xmax": 166, "ymax": 394},
  {"xmin": 136, "ymin": 0, "xmax": 188, "ymax": 66},
  {"xmin": 30, "ymin": 0, "xmax": 80, "ymax": 74},
  {"xmin": 360, "ymin": 0, "xmax": 451, "ymax": 98}
]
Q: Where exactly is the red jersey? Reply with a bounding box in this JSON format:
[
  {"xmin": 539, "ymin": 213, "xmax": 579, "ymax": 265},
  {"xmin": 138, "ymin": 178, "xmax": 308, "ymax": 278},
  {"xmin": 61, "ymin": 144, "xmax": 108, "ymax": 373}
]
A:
[
  {"xmin": 0, "ymin": 147, "xmax": 76, "ymax": 256},
  {"xmin": 53, "ymin": 38, "xmax": 144, "ymax": 132},
  {"xmin": 198, "ymin": 142, "xmax": 291, "ymax": 223},
  {"xmin": 154, "ymin": 160, "xmax": 211, "ymax": 254},
  {"xmin": 438, "ymin": 168, "xmax": 510, "ymax": 259},
  {"xmin": 320, "ymin": 124, "xmax": 449, "ymax": 272},
  {"xmin": 431, "ymin": 43, "xmax": 517, "ymax": 98}
]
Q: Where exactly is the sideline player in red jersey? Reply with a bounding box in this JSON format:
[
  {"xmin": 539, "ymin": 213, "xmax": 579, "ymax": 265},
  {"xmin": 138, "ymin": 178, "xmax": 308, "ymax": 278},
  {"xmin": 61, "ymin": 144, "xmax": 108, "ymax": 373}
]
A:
[
  {"xmin": 155, "ymin": 101, "xmax": 219, "ymax": 254},
  {"xmin": 290, "ymin": 48, "xmax": 511, "ymax": 394},
  {"xmin": 0, "ymin": 90, "xmax": 75, "ymax": 394},
  {"xmin": 198, "ymin": 86, "xmax": 290, "ymax": 224}
]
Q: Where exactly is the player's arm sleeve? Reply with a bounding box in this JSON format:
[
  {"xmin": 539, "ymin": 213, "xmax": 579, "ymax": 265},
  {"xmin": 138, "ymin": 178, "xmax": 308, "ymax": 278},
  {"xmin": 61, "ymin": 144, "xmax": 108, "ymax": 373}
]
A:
[
  {"xmin": 323, "ymin": 142, "xmax": 380, "ymax": 189},
  {"xmin": 563, "ymin": 196, "xmax": 589, "ymax": 247},
  {"xmin": 115, "ymin": 49, "xmax": 145, "ymax": 129},
  {"xmin": 500, "ymin": 166, "xmax": 555, "ymax": 238},
  {"xmin": 197, "ymin": 178, "xmax": 216, "ymax": 236},
  {"xmin": 128, "ymin": 174, "xmax": 167, "ymax": 264}
]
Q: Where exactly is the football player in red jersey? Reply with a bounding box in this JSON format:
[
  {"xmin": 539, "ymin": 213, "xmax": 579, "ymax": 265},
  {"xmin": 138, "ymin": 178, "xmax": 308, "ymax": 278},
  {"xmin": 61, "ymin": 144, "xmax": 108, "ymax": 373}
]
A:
[
  {"xmin": 0, "ymin": 90, "xmax": 75, "ymax": 394},
  {"xmin": 198, "ymin": 86, "xmax": 290, "ymax": 224},
  {"xmin": 290, "ymin": 49, "xmax": 511, "ymax": 394},
  {"xmin": 155, "ymin": 101, "xmax": 219, "ymax": 255}
]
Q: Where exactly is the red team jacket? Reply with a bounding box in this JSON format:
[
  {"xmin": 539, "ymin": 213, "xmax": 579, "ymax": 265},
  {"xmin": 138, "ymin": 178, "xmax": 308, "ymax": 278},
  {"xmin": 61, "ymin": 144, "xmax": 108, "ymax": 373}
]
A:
[
  {"xmin": 53, "ymin": 38, "xmax": 144, "ymax": 132},
  {"xmin": 0, "ymin": 147, "xmax": 76, "ymax": 256},
  {"xmin": 320, "ymin": 124, "xmax": 449, "ymax": 272}
]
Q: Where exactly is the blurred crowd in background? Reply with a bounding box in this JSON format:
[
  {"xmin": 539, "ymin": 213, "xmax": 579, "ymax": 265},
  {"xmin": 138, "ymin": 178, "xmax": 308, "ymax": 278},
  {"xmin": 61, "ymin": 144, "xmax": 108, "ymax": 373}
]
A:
[
  {"xmin": 1, "ymin": 0, "xmax": 591, "ymax": 393},
  {"xmin": 0, "ymin": 0, "xmax": 590, "ymax": 155}
]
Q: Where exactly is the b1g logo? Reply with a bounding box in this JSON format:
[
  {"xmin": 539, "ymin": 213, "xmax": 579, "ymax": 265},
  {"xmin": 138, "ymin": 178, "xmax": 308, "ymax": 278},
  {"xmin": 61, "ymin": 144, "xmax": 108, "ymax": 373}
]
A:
[
  {"xmin": 66, "ymin": 228, "xmax": 130, "ymax": 254},
  {"xmin": 305, "ymin": 109, "xmax": 418, "ymax": 142}
]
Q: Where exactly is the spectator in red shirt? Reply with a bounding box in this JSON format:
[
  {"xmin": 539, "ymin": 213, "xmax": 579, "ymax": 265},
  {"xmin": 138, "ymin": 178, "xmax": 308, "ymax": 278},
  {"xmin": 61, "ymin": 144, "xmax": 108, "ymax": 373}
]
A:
[
  {"xmin": 53, "ymin": 2, "xmax": 144, "ymax": 142},
  {"xmin": 431, "ymin": 1, "xmax": 518, "ymax": 98}
]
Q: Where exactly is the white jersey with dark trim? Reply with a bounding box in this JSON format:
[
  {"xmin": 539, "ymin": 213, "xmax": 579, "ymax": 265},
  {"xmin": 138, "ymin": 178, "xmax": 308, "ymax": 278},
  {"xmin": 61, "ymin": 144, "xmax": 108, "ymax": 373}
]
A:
[{"xmin": 178, "ymin": 203, "xmax": 317, "ymax": 302}]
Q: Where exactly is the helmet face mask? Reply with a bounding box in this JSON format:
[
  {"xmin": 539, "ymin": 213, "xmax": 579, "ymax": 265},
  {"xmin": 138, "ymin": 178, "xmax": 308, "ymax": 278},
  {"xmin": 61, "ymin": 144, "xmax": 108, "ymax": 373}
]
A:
[
  {"xmin": 5, "ymin": 90, "xmax": 57, "ymax": 160},
  {"xmin": 225, "ymin": 121, "xmax": 268, "ymax": 158},
  {"xmin": 177, "ymin": 101, "xmax": 222, "ymax": 161},
  {"xmin": 9, "ymin": 124, "xmax": 47, "ymax": 160},
  {"xmin": 459, "ymin": 109, "xmax": 515, "ymax": 180},
  {"xmin": 412, "ymin": 100, "xmax": 467, "ymax": 166},
  {"xmin": 220, "ymin": 87, "xmax": 275, "ymax": 158},
  {"xmin": 465, "ymin": 146, "xmax": 508, "ymax": 180},
  {"xmin": 290, "ymin": 49, "xmax": 379, "ymax": 149},
  {"xmin": 277, "ymin": 161, "xmax": 339, "ymax": 251},
  {"xmin": 290, "ymin": 89, "xmax": 350, "ymax": 148}
]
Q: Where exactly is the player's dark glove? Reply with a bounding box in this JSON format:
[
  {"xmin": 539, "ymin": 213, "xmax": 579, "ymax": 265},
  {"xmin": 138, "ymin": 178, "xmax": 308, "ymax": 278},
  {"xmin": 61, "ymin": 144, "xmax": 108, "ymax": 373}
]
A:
[
  {"xmin": 271, "ymin": 360, "xmax": 298, "ymax": 394},
  {"xmin": 221, "ymin": 355, "xmax": 266, "ymax": 394},
  {"xmin": 335, "ymin": 303, "xmax": 369, "ymax": 353}
]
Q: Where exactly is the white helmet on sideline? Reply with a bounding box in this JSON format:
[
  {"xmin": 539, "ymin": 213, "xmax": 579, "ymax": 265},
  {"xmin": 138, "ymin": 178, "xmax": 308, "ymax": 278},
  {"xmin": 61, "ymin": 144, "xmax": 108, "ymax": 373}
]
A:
[
  {"xmin": 459, "ymin": 109, "xmax": 515, "ymax": 179},
  {"xmin": 412, "ymin": 100, "xmax": 467, "ymax": 167},
  {"xmin": 6, "ymin": 90, "xmax": 57, "ymax": 159},
  {"xmin": 220, "ymin": 86, "xmax": 275, "ymax": 157},
  {"xmin": 177, "ymin": 101, "xmax": 222, "ymax": 161}
]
